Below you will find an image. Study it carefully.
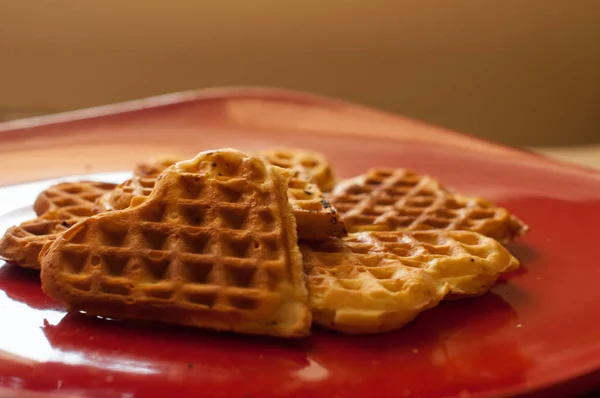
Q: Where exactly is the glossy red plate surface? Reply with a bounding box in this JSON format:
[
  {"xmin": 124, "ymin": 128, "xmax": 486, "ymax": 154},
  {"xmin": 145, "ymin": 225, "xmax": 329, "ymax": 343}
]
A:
[{"xmin": 1, "ymin": 88, "xmax": 600, "ymax": 398}]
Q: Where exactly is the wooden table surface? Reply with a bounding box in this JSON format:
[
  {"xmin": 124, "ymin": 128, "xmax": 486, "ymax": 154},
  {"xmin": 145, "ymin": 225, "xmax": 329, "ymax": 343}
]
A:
[{"xmin": 534, "ymin": 145, "xmax": 600, "ymax": 170}]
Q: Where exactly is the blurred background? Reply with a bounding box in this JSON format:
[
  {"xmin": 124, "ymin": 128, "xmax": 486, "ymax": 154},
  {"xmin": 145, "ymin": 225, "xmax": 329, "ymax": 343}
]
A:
[{"xmin": 0, "ymin": 1, "xmax": 598, "ymax": 153}]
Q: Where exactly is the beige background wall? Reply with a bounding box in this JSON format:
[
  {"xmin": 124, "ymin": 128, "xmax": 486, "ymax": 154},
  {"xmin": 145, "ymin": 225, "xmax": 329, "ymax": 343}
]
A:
[{"xmin": 1, "ymin": 1, "xmax": 599, "ymax": 146}]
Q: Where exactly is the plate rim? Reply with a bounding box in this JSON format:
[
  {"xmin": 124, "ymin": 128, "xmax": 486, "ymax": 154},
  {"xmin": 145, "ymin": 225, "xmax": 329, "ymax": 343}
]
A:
[{"xmin": 1, "ymin": 86, "xmax": 599, "ymax": 179}]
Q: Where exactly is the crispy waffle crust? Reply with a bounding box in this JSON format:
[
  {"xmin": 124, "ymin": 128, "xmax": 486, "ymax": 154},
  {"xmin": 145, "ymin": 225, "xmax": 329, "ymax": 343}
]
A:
[
  {"xmin": 40, "ymin": 149, "xmax": 312, "ymax": 337},
  {"xmin": 283, "ymin": 171, "xmax": 346, "ymax": 240},
  {"xmin": 301, "ymin": 230, "xmax": 519, "ymax": 334},
  {"xmin": 0, "ymin": 182, "xmax": 117, "ymax": 269},
  {"xmin": 97, "ymin": 149, "xmax": 346, "ymax": 241},
  {"xmin": 329, "ymin": 168, "xmax": 528, "ymax": 244}
]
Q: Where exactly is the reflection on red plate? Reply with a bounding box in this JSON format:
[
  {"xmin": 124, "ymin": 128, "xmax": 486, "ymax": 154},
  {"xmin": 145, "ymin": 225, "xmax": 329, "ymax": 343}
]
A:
[
  {"xmin": 1, "ymin": 87, "xmax": 600, "ymax": 398},
  {"xmin": 0, "ymin": 263, "xmax": 533, "ymax": 398}
]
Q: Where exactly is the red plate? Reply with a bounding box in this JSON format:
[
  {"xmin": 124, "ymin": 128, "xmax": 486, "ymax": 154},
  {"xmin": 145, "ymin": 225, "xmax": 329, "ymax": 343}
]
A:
[{"xmin": 1, "ymin": 88, "xmax": 599, "ymax": 398}]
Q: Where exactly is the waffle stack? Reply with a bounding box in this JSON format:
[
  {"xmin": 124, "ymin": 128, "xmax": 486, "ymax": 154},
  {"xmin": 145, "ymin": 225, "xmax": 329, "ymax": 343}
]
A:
[
  {"xmin": 1, "ymin": 147, "xmax": 528, "ymax": 337},
  {"xmin": 40, "ymin": 150, "xmax": 312, "ymax": 337},
  {"xmin": 96, "ymin": 149, "xmax": 346, "ymax": 240}
]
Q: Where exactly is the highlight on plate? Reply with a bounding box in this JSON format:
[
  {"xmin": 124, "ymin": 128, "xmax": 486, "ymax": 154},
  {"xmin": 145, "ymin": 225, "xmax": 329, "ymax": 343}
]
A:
[{"xmin": 0, "ymin": 147, "xmax": 528, "ymax": 337}]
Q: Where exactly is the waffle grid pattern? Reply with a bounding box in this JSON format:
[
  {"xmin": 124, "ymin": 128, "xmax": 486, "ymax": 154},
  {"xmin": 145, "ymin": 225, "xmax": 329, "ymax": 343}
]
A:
[
  {"xmin": 100, "ymin": 169, "xmax": 346, "ymax": 240},
  {"xmin": 0, "ymin": 182, "xmax": 116, "ymax": 269},
  {"xmin": 34, "ymin": 182, "xmax": 117, "ymax": 218},
  {"xmin": 303, "ymin": 230, "xmax": 519, "ymax": 333},
  {"xmin": 307, "ymin": 231, "xmax": 496, "ymax": 293},
  {"xmin": 50, "ymin": 155, "xmax": 296, "ymax": 316},
  {"xmin": 330, "ymin": 169, "xmax": 527, "ymax": 243}
]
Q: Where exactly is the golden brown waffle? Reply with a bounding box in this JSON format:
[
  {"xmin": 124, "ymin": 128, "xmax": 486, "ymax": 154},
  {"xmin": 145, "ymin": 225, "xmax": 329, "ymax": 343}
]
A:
[
  {"xmin": 97, "ymin": 170, "xmax": 347, "ymax": 241},
  {"xmin": 41, "ymin": 149, "xmax": 312, "ymax": 337},
  {"xmin": 259, "ymin": 148, "xmax": 337, "ymax": 192},
  {"xmin": 0, "ymin": 219, "xmax": 71, "ymax": 269},
  {"xmin": 34, "ymin": 181, "xmax": 117, "ymax": 217},
  {"xmin": 329, "ymin": 168, "xmax": 528, "ymax": 244},
  {"xmin": 301, "ymin": 230, "xmax": 519, "ymax": 334},
  {"xmin": 0, "ymin": 182, "xmax": 116, "ymax": 269}
]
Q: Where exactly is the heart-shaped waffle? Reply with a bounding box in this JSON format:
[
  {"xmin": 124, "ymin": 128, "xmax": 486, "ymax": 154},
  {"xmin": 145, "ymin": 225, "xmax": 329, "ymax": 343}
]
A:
[
  {"xmin": 301, "ymin": 230, "xmax": 519, "ymax": 334},
  {"xmin": 41, "ymin": 149, "xmax": 312, "ymax": 337},
  {"xmin": 329, "ymin": 168, "xmax": 528, "ymax": 244}
]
